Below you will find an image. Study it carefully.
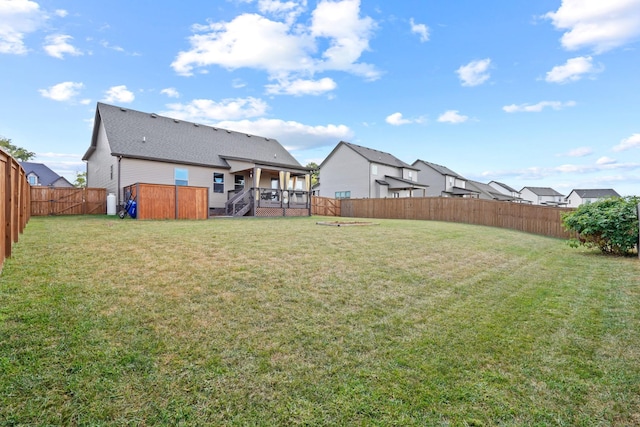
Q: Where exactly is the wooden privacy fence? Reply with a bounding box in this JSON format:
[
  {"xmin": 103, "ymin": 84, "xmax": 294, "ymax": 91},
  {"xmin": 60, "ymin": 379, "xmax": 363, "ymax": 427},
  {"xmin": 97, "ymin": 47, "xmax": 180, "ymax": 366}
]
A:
[
  {"xmin": 311, "ymin": 196, "xmax": 341, "ymax": 216},
  {"xmin": 339, "ymin": 197, "xmax": 574, "ymax": 239},
  {"xmin": 30, "ymin": 187, "xmax": 106, "ymax": 216},
  {"xmin": 1, "ymin": 150, "xmax": 30, "ymax": 271},
  {"xmin": 124, "ymin": 183, "xmax": 209, "ymax": 220}
]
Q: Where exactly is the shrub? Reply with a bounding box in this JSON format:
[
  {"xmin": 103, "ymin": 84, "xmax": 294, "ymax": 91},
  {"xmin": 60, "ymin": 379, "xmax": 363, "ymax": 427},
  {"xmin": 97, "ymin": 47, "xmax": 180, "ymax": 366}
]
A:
[{"xmin": 561, "ymin": 196, "xmax": 639, "ymax": 256}]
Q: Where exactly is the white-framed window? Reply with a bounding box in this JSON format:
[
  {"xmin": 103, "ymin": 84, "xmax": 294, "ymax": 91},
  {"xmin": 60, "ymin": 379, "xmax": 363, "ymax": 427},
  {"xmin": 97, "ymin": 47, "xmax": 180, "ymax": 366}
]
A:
[
  {"xmin": 28, "ymin": 174, "xmax": 37, "ymax": 185},
  {"xmin": 371, "ymin": 164, "xmax": 378, "ymax": 175},
  {"xmin": 335, "ymin": 191, "xmax": 351, "ymax": 199},
  {"xmin": 213, "ymin": 173, "xmax": 224, "ymax": 193},
  {"xmin": 175, "ymin": 168, "xmax": 188, "ymax": 186}
]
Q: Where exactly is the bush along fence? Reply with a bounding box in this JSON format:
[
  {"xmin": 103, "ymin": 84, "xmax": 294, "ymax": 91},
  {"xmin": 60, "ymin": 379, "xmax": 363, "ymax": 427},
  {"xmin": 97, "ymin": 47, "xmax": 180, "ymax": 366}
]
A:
[
  {"xmin": 319, "ymin": 197, "xmax": 573, "ymax": 239},
  {"xmin": 1, "ymin": 150, "xmax": 30, "ymax": 271},
  {"xmin": 30, "ymin": 187, "xmax": 106, "ymax": 216}
]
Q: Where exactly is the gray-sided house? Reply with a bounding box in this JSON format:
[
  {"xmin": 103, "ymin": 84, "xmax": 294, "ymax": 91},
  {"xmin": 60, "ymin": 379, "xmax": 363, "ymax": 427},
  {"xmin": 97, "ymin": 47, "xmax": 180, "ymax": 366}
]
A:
[
  {"xmin": 412, "ymin": 159, "xmax": 478, "ymax": 198},
  {"xmin": 488, "ymin": 181, "xmax": 524, "ymax": 203},
  {"xmin": 565, "ymin": 188, "xmax": 620, "ymax": 208},
  {"xmin": 19, "ymin": 162, "xmax": 74, "ymax": 187},
  {"xmin": 466, "ymin": 180, "xmax": 518, "ymax": 201},
  {"xmin": 520, "ymin": 186, "xmax": 567, "ymax": 206},
  {"xmin": 83, "ymin": 103, "xmax": 312, "ymax": 217},
  {"xmin": 317, "ymin": 141, "xmax": 427, "ymax": 199}
]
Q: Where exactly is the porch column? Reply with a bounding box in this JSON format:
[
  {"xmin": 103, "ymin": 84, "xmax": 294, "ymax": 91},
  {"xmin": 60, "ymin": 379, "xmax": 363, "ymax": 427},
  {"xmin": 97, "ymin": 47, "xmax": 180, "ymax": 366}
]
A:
[{"xmin": 254, "ymin": 167, "xmax": 261, "ymax": 203}]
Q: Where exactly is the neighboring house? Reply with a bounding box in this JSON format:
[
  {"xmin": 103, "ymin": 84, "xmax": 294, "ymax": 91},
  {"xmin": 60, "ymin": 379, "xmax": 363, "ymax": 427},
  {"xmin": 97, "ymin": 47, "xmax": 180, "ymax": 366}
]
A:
[
  {"xmin": 82, "ymin": 102, "xmax": 311, "ymax": 217},
  {"xmin": 520, "ymin": 187, "xmax": 567, "ymax": 206},
  {"xmin": 488, "ymin": 181, "xmax": 525, "ymax": 203},
  {"xmin": 318, "ymin": 141, "xmax": 427, "ymax": 199},
  {"xmin": 466, "ymin": 180, "xmax": 517, "ymax": 201},
  {"xmin": 565, "ymin": 189, "xmax": 620, "ymax": 208},
  {"xmin": 412, "ymin": 159, "xmax": 478, "ymax": 198},
  {"xmin": 19, "ymin": 162, "xmax": 74, "ymax": 187}
]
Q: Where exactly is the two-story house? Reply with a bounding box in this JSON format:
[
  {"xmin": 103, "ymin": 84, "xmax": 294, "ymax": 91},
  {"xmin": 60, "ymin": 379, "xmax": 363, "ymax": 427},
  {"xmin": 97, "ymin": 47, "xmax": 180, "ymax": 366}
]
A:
[
  {"xmin": 317, "ymin": 141, "xmax": 427, "ymax": 199},
  {"xmin": 412, "ymin": 159, "xmax": 478, "ymax": 198},
  {"xmin": 565, "ymin": 189, "xmax": 620, "ymax": 207},
  {"xmin": 520, "ymin": 187, "xmax": 567, "ymax": 206}
]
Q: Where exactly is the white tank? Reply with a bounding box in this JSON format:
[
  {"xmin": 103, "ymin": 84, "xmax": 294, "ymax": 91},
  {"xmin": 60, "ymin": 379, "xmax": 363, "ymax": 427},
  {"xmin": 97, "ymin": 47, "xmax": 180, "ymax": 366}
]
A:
[{"xmin": 107, "ymin": 193, "xmax": 117, "ymax": 215}]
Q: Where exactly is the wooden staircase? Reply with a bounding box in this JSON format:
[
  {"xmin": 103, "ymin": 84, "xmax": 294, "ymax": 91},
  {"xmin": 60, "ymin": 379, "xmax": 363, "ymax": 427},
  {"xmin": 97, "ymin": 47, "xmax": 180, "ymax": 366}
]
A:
[{"xmin": 225, "ymin": 189, "xmax": 253, "ymax": 216}]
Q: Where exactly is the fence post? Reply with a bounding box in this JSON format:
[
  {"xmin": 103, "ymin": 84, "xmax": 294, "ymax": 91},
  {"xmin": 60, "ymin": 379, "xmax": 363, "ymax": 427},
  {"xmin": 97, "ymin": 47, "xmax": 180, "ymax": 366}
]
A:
[{"xmin": 637, "ymin": 202, "xmax": 639, "ymax": 260}]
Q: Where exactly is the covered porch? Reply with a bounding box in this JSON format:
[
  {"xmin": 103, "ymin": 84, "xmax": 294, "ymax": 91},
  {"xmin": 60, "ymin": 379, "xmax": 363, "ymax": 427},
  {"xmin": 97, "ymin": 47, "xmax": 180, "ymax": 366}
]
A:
[{"xmin": 222, "ymin": 157, "xmax": 312, "ymax": 217}]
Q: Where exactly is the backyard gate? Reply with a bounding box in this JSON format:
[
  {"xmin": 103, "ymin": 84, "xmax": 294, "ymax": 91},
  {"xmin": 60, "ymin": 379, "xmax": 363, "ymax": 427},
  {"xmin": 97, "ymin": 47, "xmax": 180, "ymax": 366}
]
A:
[{"xmin": 30, "ymin": 187, "xmax": 106, "ymax": 216}]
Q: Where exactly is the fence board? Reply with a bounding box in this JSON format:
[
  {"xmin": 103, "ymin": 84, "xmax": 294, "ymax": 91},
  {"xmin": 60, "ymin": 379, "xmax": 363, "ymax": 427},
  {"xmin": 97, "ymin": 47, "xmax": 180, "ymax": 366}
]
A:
[
  {"xmin": 29, "ymin": 187, "xmax": 106, "ymax": 216},
  {"xmin": 336, "ymin": 197, "xmax": 573, "ymax": 239},
  {"xmin": 1, "ymin": 151, "xmax": 30, "ymax": 270},
  {"xmin": 125, "ymin": 183, "xmax": 208, "ymax": 220},
  {"xmin": 311, "ymin": 196, "xmax": 341, "ymax": 216}
]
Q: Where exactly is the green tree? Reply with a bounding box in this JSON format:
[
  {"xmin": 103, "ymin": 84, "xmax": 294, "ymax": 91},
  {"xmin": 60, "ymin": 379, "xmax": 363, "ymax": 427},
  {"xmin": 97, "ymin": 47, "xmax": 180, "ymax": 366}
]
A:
[
  {"xmin": 0, "ymin": 137, "xmax": 35, "ymax": 161},
  {"xmin": 306, "ymin": 162, "xmax": 319, "ymax": 186},
  {"xmin": 561, "ymin": 196, "xmax": 639, "ymax": 256},
  {"xmin": 74, "ymin": 171, "xmax": 87, "ymax": 188}
]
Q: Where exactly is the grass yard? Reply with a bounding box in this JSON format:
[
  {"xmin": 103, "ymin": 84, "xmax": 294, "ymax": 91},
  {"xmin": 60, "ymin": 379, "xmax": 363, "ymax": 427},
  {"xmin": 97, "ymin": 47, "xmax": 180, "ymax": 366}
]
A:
[{"xmin": 1, "ymin": 215, "xmax": 639, "ymax": 426}]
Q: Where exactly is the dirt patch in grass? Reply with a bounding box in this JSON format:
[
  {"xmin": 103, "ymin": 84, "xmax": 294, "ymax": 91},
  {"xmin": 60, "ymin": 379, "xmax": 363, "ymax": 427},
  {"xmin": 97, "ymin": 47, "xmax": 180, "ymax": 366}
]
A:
[{"xmin": 316, "ymin": 221, "xmax": 378, "ymax": 226}]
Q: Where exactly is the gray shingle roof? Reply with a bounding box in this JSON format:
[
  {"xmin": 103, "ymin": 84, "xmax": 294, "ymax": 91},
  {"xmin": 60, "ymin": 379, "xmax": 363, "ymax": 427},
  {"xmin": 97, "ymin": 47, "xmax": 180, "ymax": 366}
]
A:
[
  {"xmin": 489, "ymin": 181, "xmax": 518, "ymax": 193},
  {"xmin": 341, "ymin": 142, "xmax": 418, "ymax": 170},
  {"xmin": 467, "ymin": 180, "xmax": 515, "ymax": 201},
  {"xmin": 83, "ymin": 103, "xmax": 302, "ymax": 170},
  {"xmin": 521, "ymin": 186, "xmax": 564, "ymax": 197},
  {"xmin": 413, "ymin": 159, "xmax": 465, "ymax": 179},
  {"xmin": 569, "ymin": 189, "xmax": 620, "ymax": 198},
  {"xmin": 19, "ymin": 162, "xmax": 73, "ymax": 186}
]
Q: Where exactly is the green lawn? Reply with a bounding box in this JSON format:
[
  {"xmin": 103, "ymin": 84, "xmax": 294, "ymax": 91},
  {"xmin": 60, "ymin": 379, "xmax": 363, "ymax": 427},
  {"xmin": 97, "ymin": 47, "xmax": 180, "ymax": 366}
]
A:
[{"xmin": 1, "ymin": 215, "xmax": 639, "ymax": 426}]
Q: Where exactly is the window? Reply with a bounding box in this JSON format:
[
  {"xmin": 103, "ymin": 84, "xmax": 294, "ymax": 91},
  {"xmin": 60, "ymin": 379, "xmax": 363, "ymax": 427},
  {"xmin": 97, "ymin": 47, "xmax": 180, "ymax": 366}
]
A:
[
  {"xmin": 371, "ymin": 164, "xmax": 378, "ymax": 175},
  {"xmin": 213, "ymin": 173, "xmax": 224, "ymax": 193},
  {"xmin": 335, "ymin": 191, "xmax": 351, "ymax": 199},
  {"xmin": 408, "ymin": 171, "xmax": 413, "ymax": 180},
  {"xmin": 175, "ymin": 168, "xmax": 188, "ymax": 186},
  {"xmin": 110, "ymin": 165, "xmax": 113, "ymax": 180},
  {"xmin": 234, "ymin": 175, "xmax": 244, "ymax": 191},
  {"xmin": 28, "ymin": 174, "xmax": 37, "ymax": 185}
]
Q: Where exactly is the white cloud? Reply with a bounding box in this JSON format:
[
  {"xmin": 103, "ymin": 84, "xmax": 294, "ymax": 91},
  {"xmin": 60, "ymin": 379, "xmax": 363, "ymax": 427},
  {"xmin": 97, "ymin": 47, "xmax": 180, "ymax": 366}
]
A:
[
  {"xmin": 103, "ymin": 85, "xmax": 135, "ymax": 103},
  {"xmin": 385, "ymin": 112, "xmax": 411, "ymax": 126},
  {"xmin": 596, "ymin": 156, "xmax": 616, "ymax": 165},
  {"xmin": 171, "ymin": 0, "xmax": 379, "ymax": 89},
  {"xmin": 545, "ymin": 56, "xmax": 601, "ymax": 83},
  {"xmin": 265, "ymin": 77, "xmax": 337, "ymax": 96},
  {"xmin": 503, "ymin": 100, "xmax": 577, "ymax": 113},
  {"xmin": 160, "ymin": 87, "xmax": 180, "ymax": 98},
  {"xmin": 456, "ymin": 58, "xmax": 491, "ymax": 87},
  {"xmin": 101, "ymin": 40, "xmax": 125, "ymax": 52},
  {"xmin": 310, "ymin": 0, "xmax": 378, "ymax": 79},
  {"xmin": 385, "ymin": 112, "xmax": 425, "ymax": 126},
  {"xmin": 410, "ymin": 18, "xmax": 429, "ymax": 42},
  {"xmin": 38, "ymin": 81, "xmax": 84, "ymax": 102},
  {"xmin": 162, "ymin": 97, "xmax": 269, "ymax": 121},
  {"xmin": 43, "ymin": 34, "xmax": 83, "ymax": 59},
  {"xmin": 566, "ymin": 146, "xmax": 593, "ymax": 157},
  {"xmin": 0, "ymin": 0, "xmax": 46, "ymax": 54},
  {"xmin": 214, "ymin": 117, "xmax": 353, "ymax": 151},
  {"xmin": 612, "ymin": 133, "xmax": 640, "ymax": 152},
  {"xmin": 437, "ymin": 110, "xmax": 468, "ymax": 124},
  {"xmin": 54, "ymin": 9, "xmax": 68, "ymax": 18},
  {"xmin": 257, "ymin": 0, "xmax": 306, "ymax": 23},
  {"xmin": 545, "ymin": 0, "xmax": 640, "ymax": 53}
]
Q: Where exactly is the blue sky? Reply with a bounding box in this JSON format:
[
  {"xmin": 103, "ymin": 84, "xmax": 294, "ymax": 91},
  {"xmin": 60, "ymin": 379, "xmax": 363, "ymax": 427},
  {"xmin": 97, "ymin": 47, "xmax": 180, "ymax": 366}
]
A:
[{"xmin": 1, "ymin": 0, "xmax": 639, "ymax": 196}]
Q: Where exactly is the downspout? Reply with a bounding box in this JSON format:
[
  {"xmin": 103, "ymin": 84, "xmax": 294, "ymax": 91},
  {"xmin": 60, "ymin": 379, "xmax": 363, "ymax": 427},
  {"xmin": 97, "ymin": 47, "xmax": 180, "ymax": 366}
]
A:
[{"xmin": 117, "ymin": 156, "xmax": 122, "ymax": 207}]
